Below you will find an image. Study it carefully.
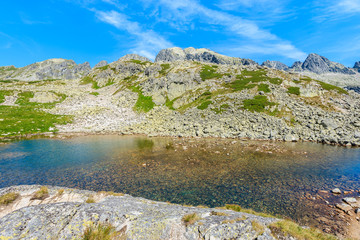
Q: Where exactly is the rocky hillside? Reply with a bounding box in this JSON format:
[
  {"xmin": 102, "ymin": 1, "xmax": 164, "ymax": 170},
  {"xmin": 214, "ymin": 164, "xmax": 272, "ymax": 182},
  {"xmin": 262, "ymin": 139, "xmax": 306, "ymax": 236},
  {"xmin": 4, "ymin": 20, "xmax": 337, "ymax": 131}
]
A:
[
  {"xmin": 1, "ymin": 48, "xmax": 360, "ymax": 146},
  {"xmin": 0, "ymin": 185, "xmax": 337, "ymax": 240},
  {"xmin": 0, "ymin": 58, "xmax": 91, "ymax": 81}
]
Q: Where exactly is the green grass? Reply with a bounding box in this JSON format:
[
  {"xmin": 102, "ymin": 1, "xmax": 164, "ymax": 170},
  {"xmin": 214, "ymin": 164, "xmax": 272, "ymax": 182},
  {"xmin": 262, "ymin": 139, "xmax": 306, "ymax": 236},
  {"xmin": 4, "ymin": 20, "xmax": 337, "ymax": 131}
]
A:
[
  {"xmin": 252, "ymin": 220, "xmax": 265, "ymax": 235},
  {"xmin": 80, "ymin": 76, "xmax": 100, "ymax": 89},
  {"xmin": 130, "ymin": 86, "xmax": 155, "ymax": 113},
  {"xmin": 200, "ymin": 65, "xmax": 223, "ymax": 81},
  {"xmin": 90, "ymin": 92, "xmax": 99, "ymax": 96},
  {"xmin": 225, "ymin": 70, "xmax": 282, "ymax": 92},
  {"xmin": 96, "ymin": 65, "xmax": 109, "ymax": 70},
  {"xmin": 82, "ymin": 222, "xmax": 125, "ymax": 240},
  {"xmin": 0, "ymin": 66, "xmax": 17, "ymax": 72},
  {"xmin": 287, "ymin": 86, "xmax": 300, "ymax": 95},
  {"xmin": 270, "ymin": 220, "xmax": 337, "ymax": 240},
  {"xmin": 0, "ymin": 90, "xmax": 13, "ymax": 103},
  {"xmin": 197, "ymin": 100, "xmax": 212, "ymax": 110},
  {"xmin": 159, "ymin": 64, "xmax": 171, "ymax": 75},
  {"xmin": 129, "ymin": 59, "xmax": 151, "ymax": 66},
  {"xmin": 243, "ymin": 95, "xmax": 276, "ymax": 113},
  {"xmin": 165, "ymin": 96, "xmax": 180, "ymax": 110},
  {"xmin": 223, "ymin": 204, "xmax": 275, "ymax": 218},
  {"xmin": 258, "ymin": 84, "xmax": 271, "ymax": 93},
  {"xmin": 0, "ymin": 192, "xmax": 20, "ymax": 205},
  {"xmin": 212, "ymin": 103, "xmax": 230, "ymax": 114},
  {"xmin": 316, "ymin": 80, "xmax": 348, "ymax": 94}
]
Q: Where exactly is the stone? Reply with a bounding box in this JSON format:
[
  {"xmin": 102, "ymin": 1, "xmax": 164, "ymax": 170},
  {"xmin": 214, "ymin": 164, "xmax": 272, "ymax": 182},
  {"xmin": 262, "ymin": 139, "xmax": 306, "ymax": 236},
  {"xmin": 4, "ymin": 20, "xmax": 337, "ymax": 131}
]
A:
[
  {"xmin": 336, "ymin": 203, "xmax": 352, "ymax": 213},
  {"xmin": 331, "ymin": 188, "xmax": 341, "ymax": 194},
  {"xmin": 343, "ymin": 197, "xmax": 357, "ymax": 204},
  {"xmin": 94, "ymin": 60, "xmax": 108, "ymax": 68}
]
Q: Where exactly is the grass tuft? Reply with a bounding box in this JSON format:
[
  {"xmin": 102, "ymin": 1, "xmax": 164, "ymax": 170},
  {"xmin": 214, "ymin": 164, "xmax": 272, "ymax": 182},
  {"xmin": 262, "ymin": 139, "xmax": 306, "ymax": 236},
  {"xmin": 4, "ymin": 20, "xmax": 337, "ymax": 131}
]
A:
[
  {"xmin": 197, "ymin": 100, "xmax": 212, "ymax": 110},
  {"xmin": 0, "ymin": 192, "xmax": 20, "ymax": 205},
  {"xmin": 316, "ymin": 80, "xmax": 348, "ymax": 94},
  {"xmin": 223, "ymin": 204, "xmax": 275, "ymax": 218},
  {"xmin": 258, "ymin": 83, "xmax": 271, "ymax": 93},
  {"xmin": 251, "ymin": 220, "xmax": 265, "ymax": 235},
  {"xmin": 270, "ymin": 220, "xmax": 337, "ymax": 240},
  {"xmin": 182, "ymin": 213, "xmax": 201, "ymax": 226},
  {"xmin": 82, "ymin": 222, "xmax": 125, "ymax": 240},
  {"xmin": 31, "ymin": 186, "xmax": 49, "ymax": 200},
  {"xmin": 159, "ymin": 64, "xmax": 171, "ymax": 75},
  {"xmin": 80, "ymin": 76, "xmax": 100, "ymax": 89}
]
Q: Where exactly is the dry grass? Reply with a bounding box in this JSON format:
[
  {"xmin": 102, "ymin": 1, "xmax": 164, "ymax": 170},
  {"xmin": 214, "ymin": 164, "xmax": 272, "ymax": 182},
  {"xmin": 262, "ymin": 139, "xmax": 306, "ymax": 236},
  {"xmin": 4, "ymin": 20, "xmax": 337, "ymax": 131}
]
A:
[
  {"xmin": 82, "ymin": 222, "xmax": 126, "ymax": 240},
  {"xmin": 252, "ymin": 220, "xmax": 265, "ymax": 235},
  {"xmin": 57, "ymin": 189, "xmax": 64, "ymax": 196},
  {"xmin": 98, "ymin": 191, "xmax": 124, "ymax": 197},
  {"xmin": 222, "ymin": 204, "xmax": 275, "ymax": 218},
  {"xmin": 0, "ymin": 192, "xmax": 20, "ymax": 205},
  {"xmin": 31, "ymin": 186, "xmax": 49, "ymax": 200},
  {"xmin": 86, "ymin": 196, "xmax": 96, "ymax": 203},
  {"xmin": 210, "ymin": 211, "xmax": 229, "ymax": 216},
  {"xmin": 182, "ymin": 213, "xmax": 201, "ymax": 226},
  {"xmin": 221, "ymin": 216, "xmax": 247, "ymax": 224},
  {"xmin": 270, "ymin": 220, "xmax": 338, "ymax": 240}
]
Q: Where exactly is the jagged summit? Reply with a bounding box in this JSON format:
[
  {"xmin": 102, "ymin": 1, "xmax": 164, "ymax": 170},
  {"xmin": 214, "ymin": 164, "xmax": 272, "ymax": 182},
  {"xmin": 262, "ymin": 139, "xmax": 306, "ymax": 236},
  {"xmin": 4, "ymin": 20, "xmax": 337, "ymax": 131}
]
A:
[
  {"xmin": 155, "ymin": 47, "xmax": 257, "ymax": 66},
  {"xmin": 291, "ymin": 53, "xmax": 356, "ymax": 75},
  {"xmin": 354, "ymin": 61, "xmax": 360, "ymax": 73},
  {"xmin": 94, "ymin": 60, "xmax": 108, "ymax": 69},
  {"xmin": 118, "ymin": 54, "xmax": 151, "ymax": 62},
  {"xmin": 261, "ymin": 60, "xmax": 288, "ymax": 71}
]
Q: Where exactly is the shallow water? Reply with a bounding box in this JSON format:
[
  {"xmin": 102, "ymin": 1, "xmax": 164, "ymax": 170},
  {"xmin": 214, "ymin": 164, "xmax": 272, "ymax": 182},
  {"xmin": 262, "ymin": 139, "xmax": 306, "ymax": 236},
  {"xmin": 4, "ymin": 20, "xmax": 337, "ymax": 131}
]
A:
[{"xmin": 1, "ymin": 135, "xmax": 360, "ymax": 223}]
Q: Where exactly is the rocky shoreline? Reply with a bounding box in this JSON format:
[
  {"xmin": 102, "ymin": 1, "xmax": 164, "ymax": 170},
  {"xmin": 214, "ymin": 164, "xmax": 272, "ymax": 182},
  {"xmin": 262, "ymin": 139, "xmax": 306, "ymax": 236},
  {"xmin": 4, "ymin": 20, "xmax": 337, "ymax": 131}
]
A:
[{"xmin": 0, "ymin": 185, "xmax": 342, "ymax": 240}]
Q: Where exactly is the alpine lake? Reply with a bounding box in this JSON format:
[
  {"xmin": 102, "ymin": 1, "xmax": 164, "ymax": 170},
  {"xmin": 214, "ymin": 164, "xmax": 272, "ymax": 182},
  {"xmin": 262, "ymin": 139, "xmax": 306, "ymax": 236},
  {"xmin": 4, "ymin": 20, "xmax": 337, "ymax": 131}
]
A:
[{"xmin": 1, "ymin": 135, "xmax": 360, "ymax": 233}]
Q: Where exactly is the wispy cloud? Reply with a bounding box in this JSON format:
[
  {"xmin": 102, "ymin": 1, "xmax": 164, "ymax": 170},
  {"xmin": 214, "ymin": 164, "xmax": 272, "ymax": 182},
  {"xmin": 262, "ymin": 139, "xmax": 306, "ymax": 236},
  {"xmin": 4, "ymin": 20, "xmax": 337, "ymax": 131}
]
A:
[
  {"xmin": 313, "ymin": 0, "xmax": 360, "ymax": 22},
  {"xmin": 141, "ymin": 0, "xmax": 306, "ymax": 60},
  {"xmin": 19, "ymin": 12, "xmax": 51, "ymax": 25},
  {"xmin": 93, "ymin": 10, "xmax": 172, "ymax": 59}
]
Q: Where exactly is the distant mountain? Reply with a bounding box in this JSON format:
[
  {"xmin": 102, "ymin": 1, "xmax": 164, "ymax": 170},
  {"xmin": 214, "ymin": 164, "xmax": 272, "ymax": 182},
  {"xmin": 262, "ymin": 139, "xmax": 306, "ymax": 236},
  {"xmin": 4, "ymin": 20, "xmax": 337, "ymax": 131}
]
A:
[
  {"xmin": 354, "ymin": 61, "xmax": 360, "ymax": 73},
  {"xmin": 155, "ymin": 47, "xmax": 257, "ymax": 66},
  {"xmin": 261, "ymin": 60, "xmax": 288, "ymax": 71},
  {"xmin": 0, "ymin": 58, "xmax": 91, "ymax": 81},
  {"xmin": 291, "ymin": 53, "xmax": 356, "ymax": 75}
]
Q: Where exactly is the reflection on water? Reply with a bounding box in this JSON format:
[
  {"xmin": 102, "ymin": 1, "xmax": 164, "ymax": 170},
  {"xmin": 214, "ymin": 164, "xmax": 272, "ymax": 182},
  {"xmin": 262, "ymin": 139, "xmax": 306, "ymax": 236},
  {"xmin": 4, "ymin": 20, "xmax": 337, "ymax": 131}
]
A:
[{"xmin": 1, "ymin": 135, "xmax": 360, "ymax": 224}]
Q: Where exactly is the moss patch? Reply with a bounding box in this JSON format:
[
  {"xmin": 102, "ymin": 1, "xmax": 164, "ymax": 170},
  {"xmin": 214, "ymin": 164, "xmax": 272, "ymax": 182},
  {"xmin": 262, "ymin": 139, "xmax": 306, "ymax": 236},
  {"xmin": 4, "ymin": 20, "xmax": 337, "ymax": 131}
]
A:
[
  {"xmin": 200, "ymin": 65, "xmax": 223, "ymax": 81},
  {"xmin": 90, "ymin": 92, "xmax": 100, "ymax": 96},
  {"xmin": 258, "ymin": 84, "xmax": 271, "ymax": 93},
  {"xmin": 270, "ymin": 220, "xmax": 337, "ymax": 240},
  {"xmin": 287, "ymin": 87, "xmax": 300, "ymax": 95},
  {"xmin": 96, "ymin": 65, "xmax": 109, "ymax": 70},
  {"xmin": 243, "ymin": 95, "xmax": 276, "ymax": 113}
]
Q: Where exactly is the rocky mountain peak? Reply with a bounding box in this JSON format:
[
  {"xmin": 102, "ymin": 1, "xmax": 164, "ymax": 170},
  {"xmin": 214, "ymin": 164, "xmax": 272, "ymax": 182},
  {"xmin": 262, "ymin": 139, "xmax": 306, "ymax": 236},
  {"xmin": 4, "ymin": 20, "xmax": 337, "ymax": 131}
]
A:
[
  {"xmin": 94, "ymin": 60, "xmax": 108, "ymax": 69},
  {"xmin": 354, "ymin": 61, "xmax": 360, "ymax": 73},
  {"xmin": 118, "ymin": 54, "xmax": 151, "ymax": 62},
  {"xmin": 155, "ymin": 47, "xmax": 258, "ymax": 66},
  {"xmin": 291, "ymin": 53, "xmax": 356, "ymax": 75},
  {"xmin": 261, "ymin": 60, "xmax": 288, "ymax": 70}
]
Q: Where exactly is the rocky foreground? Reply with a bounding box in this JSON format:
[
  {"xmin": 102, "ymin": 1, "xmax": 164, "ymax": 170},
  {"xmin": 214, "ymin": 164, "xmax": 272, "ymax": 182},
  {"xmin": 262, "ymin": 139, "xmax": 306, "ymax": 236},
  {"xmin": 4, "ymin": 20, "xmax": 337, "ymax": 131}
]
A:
[{"xmin": 0, "ymin": 185, "xmax": 338, "ymax": 240}]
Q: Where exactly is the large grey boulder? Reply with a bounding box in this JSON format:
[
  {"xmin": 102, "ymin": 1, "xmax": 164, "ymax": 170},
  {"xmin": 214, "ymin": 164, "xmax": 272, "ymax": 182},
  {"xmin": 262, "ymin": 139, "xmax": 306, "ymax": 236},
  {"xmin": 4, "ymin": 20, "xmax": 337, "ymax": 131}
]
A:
[
  {"xmin": 0, "ymin": 185, "xmax": 278, "ymax": 240},
  {"xmin": 155, "ymin": 47, "xmax": 258, "ymax": 66},
  {"xmin": 261, "ymin": 60, "xmax": 288, "ymax": 70},
  {"xmin": 291, "ymin": 53, "xmax": 356, "ymax": 75}
]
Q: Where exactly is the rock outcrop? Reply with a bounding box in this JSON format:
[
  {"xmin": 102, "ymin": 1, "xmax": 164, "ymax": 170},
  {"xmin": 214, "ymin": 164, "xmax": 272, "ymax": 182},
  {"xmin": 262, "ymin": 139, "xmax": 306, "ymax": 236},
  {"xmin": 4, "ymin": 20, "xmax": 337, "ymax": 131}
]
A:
[
  {"xmin": 119, "ymin": 54, "xmax": 151, "ymax": 62},
  {"xmin": 0, "ymin": 59, "xmax": 91, "ymax": 81},
  {"xmin": 94, "ymin": 60, "xmax": 108, "ymax": 69},
  {"xmin": 0, "ymin": 185, "xmax": 279, "ymax": 240},
  {"xmin": 354, "ymin": 61, "xmax": 360, "ymax": 73},
  {"xmin": 291, "ymin": 53, "xmax": 356, "ymax": 75},
  {"xmin": 155, "ymin": 47, "xmax": 258, "ymax": 66},
  {"xmin": 261, "ymin": 60, "xmax": 288, "ymax": 70}
]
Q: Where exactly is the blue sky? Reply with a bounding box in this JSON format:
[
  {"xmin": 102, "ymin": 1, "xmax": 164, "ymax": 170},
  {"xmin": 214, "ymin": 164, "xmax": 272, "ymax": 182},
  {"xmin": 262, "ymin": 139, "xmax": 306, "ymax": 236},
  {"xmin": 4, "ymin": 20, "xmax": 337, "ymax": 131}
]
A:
[{"xmin": 0, "ymin": 0, "xmax": 360, "ymax": 68}]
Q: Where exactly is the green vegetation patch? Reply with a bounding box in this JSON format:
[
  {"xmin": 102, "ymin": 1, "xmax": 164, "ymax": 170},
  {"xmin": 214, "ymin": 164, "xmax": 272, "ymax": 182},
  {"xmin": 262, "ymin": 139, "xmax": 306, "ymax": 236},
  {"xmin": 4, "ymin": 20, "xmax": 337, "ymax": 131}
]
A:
[
  {"xmin": 129, "ymin": 59, "xmax": 151, "ymax": 66},
  {"xmin": 258, "ymin": 84, "xmax": 271, "ymax": 93},
  {"xmin": 90, "ymin": 92, "xmax": 99, "ymax": 96},
  {"xmin": 159, "ymin": 63, "xmax": 171, "ymax": 76},
  {"xmin": 97, "ymin": 65, "xmax": 109, "ymax": 70},
  {"xmin": 80, "ymin": 76, "xmax": 100, "ymax": 89},
  {"xmin": 270, "ymin": 220, "xmax": 337, "ymax": 240},
  {"xmin": 0, "ymin": 90, "xmax": 13, "ymax": 103},
  {"xmin": 225, "ymin": 70, "xmax": 282, "ymax": 92},
  {"xmin": 243, "ymin": 95, "xmax": 276, "ymax": 113},
  {"xmin": 131, "ymin": 86, "xmax": 155, "ymax": 113},
  {"xmin": 165, "ymin": 96, "xmax": 180, "ymax": 110},
  {"xmin": 0, "ymin": 192, "xmax": 20, "ymax": 205},
  {"xmin": 197, "ymin": 100, "xmax": 212, "ymax": 110},
  {"xmin": 223, "ymin": 204, "xmax": 275, "ymax": 218},
  {"xmin": 287, "ymin": 86, "xmax": 300, "ymax": 95},
  {"xmin": 212, "ymin": 103, "xmax": 230, "ymax": 114},
  {"xmin": 200, "ymin": 65, "xmax": 223, "ymax": 81},
  {"xmin": 316, "ymin": 80, "xmax": 348, "ymax": 94}
]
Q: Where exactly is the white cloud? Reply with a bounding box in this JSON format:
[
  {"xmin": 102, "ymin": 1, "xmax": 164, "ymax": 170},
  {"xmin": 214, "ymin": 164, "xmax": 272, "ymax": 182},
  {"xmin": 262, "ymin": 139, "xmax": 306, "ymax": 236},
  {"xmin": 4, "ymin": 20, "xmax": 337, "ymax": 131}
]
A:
[
  {"xmin": 313, "ymin": 0, "xmax": 360, "ymax": 22},
  {"xmin": 94, "ymin": 10, "xmax": 173, "ymax": 60},
  {"xmin": 141, "ymin": 0, "xmax": 306, "ymax": 60}
]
